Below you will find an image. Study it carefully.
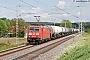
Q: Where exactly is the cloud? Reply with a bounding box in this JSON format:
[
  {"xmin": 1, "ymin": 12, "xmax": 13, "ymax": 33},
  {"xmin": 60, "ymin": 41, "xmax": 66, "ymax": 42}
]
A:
[
  {"xmin": 57, "ymin": 1, "xmax": 66, "ymax": 9},
  {"xmin": 0, "ymin": 7, "xmax": 16, "ymax": 19},
  {"xmin": 21, "ymin": 7, "xmax": 51, "ymax": 19},
  {"xmin": 22, "ymin": 13, "xmax": 51, "ymax": 19},
  {"xmin": 21, "ymin": 7, "xmax": 42, "ymax": 14},
  {"xmin": 37, "ymin": 0, "xmax": 42, "ymax": 2},
  {"xmin": 31, "ymin": 7, "xmax": 42, "ymax": 13},
  {"xmin": 22, "ymin": 15, "xmax": 34, "ymax": 18},
  {"xmin": 62, "ymin": 13, "xmax": 70, "ymax": 17},
  {"xmin": 40, "ymin": 13, "xmax": 51, "ymax": 18},
  {"xmin": 77, "ymin": 12, "xmax": 81, "ymax": 16}
]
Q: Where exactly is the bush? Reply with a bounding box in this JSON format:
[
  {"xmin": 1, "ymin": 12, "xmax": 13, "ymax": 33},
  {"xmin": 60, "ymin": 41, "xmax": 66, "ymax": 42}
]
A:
[
  {"xmin": 58, "ymin": 44, "xmax": 90, "ymax": 60},
  {"xmin": 55, "ymin": 34, "xmax": 90, "ymax": 60},
  {"xmin": 85, "ymin": 28, "xmax": 90, "ymax": 34}
]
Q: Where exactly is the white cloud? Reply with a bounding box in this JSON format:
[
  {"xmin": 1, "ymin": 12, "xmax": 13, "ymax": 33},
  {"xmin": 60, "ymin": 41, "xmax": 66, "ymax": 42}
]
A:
[
  {"xmin": 41, "ymin": 13, "xmax": 51, "ymax": 18},
  {"xmin": 21, "ymin": 7, "xmax": 42, "ymax": 14},
  {"xmin": 31, "ymin": 7, "xmax": 42, "ymax": 13},
  {"xmin": 22, "ymin": 15, "xmax": 34, "ymax": 18},
  {"xmin": 77, "ymin": 12, "xmax": 81, "ymax": 16},
  {"xmin": 37, "ymin": 0, "xmax": 42, "ymax": 2},
  {"xmin": 22, "ymin": 13, "xmax": 51, "ymax": 19},
  {"xmin": 57, "ymin": 1, "xmax": 66, "ymax": 9},
  {"xmin": 62, "ymin": 13, "xmax": 70, "ymax": 17},
  {"xmin": 0, "ymin": 8, "xmax": 16, "ymax": 19},
  {"xmin": 2, "ymin": 15, "xmax": 7, "ymax": 17},
  {"xmin": 21, "ymin": 7, "xmax": 51, "ymax": 19}
]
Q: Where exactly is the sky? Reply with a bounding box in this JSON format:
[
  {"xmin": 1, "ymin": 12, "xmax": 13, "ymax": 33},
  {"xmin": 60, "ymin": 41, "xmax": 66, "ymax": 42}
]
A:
[{"xmin": 0, "ymin": 0, "xmax": 90, "ymax": 23}]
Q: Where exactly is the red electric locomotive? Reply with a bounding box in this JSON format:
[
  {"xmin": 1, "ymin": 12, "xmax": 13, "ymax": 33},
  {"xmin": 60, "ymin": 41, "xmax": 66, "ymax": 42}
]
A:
[{"xmin": 27, "ymin": 25, "xmax": 50, "ymax": 44}]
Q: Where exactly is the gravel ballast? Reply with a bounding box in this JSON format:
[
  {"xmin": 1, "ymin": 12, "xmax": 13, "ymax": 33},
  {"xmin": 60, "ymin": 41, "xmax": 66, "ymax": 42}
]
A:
[{"xmin": 34, "ymin": 34, "xmax": 81, "ymax": 60}]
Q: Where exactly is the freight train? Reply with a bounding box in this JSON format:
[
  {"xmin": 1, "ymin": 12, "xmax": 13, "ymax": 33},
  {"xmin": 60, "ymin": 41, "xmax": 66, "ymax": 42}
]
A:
[{"xmin": 27, "ymin": 25, "xmax": 79, "ymax": 44}]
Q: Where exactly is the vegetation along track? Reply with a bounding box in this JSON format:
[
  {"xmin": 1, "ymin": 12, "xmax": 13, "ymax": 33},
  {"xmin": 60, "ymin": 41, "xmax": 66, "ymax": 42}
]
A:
[
  {"xmin": 15, "ymin": 33, "xmax": 78, "ymax": 60},
  {"xmin": 0, "ymin": 33, "xmax": 79, "ymax": 60}
]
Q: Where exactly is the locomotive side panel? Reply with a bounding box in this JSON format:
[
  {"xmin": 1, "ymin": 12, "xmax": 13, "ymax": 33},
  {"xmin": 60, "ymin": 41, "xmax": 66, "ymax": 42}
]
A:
[
  {"xmin": 42, "ymin": 27, "xmax": 50, "ymax": 40},
  {"xmin": 27, "ymin": 26, "xmax": 50, "ymax": 44}
]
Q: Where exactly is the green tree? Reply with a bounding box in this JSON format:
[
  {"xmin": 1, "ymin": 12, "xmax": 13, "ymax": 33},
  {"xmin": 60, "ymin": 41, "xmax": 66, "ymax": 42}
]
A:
[
  {"xmin": 18, "ymin": 18, "xmax": 29, "ymax": 37},
  {"xmin": 60, "ymin": 19, "xmax": 72, "ymax": 28},
  {"xmin": 9, "ymin": 18, "xmax": 29, "ymax": 37},
  {"xmin": 0, "ymin": 18, "xmax": 10, "ymax": 37},
  {"xmin": 85, "ymin": 28, "xmax": 90, "ymax": 34}
]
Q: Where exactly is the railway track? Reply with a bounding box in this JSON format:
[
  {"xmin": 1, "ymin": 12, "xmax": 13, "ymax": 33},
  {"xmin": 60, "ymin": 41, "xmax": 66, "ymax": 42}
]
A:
[
  {"xmin": 0, "ymin": 44, "xmax": 30, "ymax": 54},
  {"xmin": 0, "ymin": 44, "xmax": 34, "ymax": 60},
  {"xmin": 16, "ymin": 34, "xmax": 74, "ymax": 60},
  {"xmin": 0, "ymin": 33, "xmax": 79, "ymax": 60}
]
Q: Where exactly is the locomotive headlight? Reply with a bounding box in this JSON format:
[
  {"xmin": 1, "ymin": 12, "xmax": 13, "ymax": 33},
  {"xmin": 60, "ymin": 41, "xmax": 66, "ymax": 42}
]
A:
[
  {"xmin": 36, "ymin": 33, "xmax": 39, "ymax": 35},
  {"xmin": 29, "ymin": 33, "xmax": 32, "ymax": 35}
]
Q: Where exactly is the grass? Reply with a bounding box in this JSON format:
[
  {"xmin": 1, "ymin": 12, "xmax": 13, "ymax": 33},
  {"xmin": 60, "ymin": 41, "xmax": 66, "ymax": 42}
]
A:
[
  {"xmin": 0, "ymin": 38, "xmax": 27, "ymax": 45},
  {"xmin": 0, "ymin": 38, "xmax": 27, "ymax": 51},
  {"xmin": 53, "ymin": 33, "xmax": 90, "ymax": 60},
  {"xmin": 0, "ymin": 43, "xmax": 15, "ymax": 51}
]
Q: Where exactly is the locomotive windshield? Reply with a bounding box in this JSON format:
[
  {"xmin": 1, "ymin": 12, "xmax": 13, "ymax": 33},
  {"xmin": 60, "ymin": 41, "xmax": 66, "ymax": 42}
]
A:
[
  {"xmin": 30, "ymin": 27, "xmax": 34, "ymax": 31},
  {"xmin": 34, "ymin": 28, "xmax": 39, "ymax": 31},
  {"xmin": 30, "ymin": 27, "xmax": 39, "ymax": 31}
]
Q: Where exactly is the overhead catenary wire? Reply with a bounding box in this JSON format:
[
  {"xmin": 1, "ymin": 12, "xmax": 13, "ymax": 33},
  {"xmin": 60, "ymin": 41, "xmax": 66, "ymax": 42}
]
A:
[
  {"xmin": 0, "ymin": 0, "xmax": 34, "ymax": 17},
  {"xmin": 0, "ymin": 0, "xmax": 19, "ymax": 12},
  {"xmin": 33, "ymin": 0, "xmax": 64, "ymax": 15},
  {"xmin": 33, "ymin": 0, "xmax": 69, "ymax": 23},
  {"xmin": 0, "ymin": 0, "xmax": 47, "ymax": 19},
  {"xmin": 0, "ymin": 5, "xmax": 16, "ymax": 12},
  {"xmin": 33, "ymin": 0, "xmax": 52, "ymax": 8},
  {"xmin": 33, "ymin": 0, "xmax": 79, "ymax": 23},
  {"xmin": 18, "ymin": 0, "xmax": 67, "ymax": 22},
  {"xmin": 19, "ymin": 0, "xmax": 53, "ymax": 15},
  {"xmin": 33, "ymin": 0, "xmax": 80, "ymax": 19},
  {"xmin": 3, "ymin": 0, "xmax": 17, "ymax": 4},
  {"xmin": 2, "ymin": 0, "xmax": 36, "ymax": 17},
  {"xmin": 32, "ymin": 0, "xmax": 81, "ymax": 26},
  {"xmin": 54, "ymin": 6, "xmax": 80, "ymax": 19},
  {"xmin": 0, "ymin": 0, "xmax": 80, "ymax": 21}
]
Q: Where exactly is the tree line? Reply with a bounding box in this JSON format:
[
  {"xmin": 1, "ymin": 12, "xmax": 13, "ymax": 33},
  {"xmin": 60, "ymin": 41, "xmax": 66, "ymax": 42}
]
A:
[
  {"xmin": 0, "ymin": 18, "xmax": 90, "ymax": 38},
  {"xmin": 0, "ymin": 18, "xmax": 73, "ymax": 38},
  {"xmin": 0, "ymin": 18, "xmax": 29, "ymax": 37}
]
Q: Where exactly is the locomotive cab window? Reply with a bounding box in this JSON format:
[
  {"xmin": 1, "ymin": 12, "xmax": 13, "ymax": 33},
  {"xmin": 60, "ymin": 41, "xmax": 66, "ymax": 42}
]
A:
[
  {"xmin": 35, "ymin": 28, "xmax": 39, "ymax": 31},
  {"xmin": 30, "ymin": 27, "xmax": 39, "ymax": 31},
  {"xmin": 30, "ymin": 27, "xmax": 34, "ymax": 31}
]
